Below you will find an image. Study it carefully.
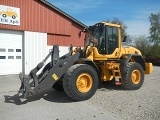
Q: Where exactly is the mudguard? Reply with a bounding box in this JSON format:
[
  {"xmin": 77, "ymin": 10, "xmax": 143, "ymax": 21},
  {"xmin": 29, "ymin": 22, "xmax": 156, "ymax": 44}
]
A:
[
  {"xmin": 77, "ymin": 58, "xmax": 101, "ymax": 80},
  {"xmin": 120, "ymin": 54, "xmax": 146, "ymax": 75}
]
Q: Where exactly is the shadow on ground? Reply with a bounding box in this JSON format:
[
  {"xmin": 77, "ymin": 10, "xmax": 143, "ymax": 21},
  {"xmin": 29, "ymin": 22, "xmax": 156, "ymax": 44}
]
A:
[
  {"xmin": 98, "ymin": 81, "xmax": 124, "ymax": 91},
  {"xmin": 4, "ymin": 88, "xmax": 75, "ymax": 105},
  {"xmin": 4, "ymin": 81, "xmax": 125, "ymax": 105}
]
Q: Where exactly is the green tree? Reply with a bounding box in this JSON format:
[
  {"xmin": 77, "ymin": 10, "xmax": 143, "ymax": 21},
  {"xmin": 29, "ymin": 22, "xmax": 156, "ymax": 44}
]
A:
[
  {"xmin": 149, "ymin": 12, "xmax": 160, "ymax": 44},
  {"xmin": 134, "ymin": 35, "xmax": 151, "ymax": 58},
  {"xmin": 134, "ymin": 35, "xmax": 160, "ymax": 58},
  {"xmin": 104, "ymin": 18, "xmax": 127, "ymax": 39},
  {"xmin": 149, "ymin": 44, "xmax": 160, "ymax": 58}
]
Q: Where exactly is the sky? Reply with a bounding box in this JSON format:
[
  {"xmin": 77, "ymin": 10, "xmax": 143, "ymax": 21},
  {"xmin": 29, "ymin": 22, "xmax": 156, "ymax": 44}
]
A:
[{"xmin": 48, "ymin": 0, "xmax": 160, "ymax": 37}]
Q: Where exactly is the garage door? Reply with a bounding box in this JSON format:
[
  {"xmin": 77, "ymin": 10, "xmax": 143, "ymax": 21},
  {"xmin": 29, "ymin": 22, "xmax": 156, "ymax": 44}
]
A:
[{"xmin": 0, "ymin": 30, "xmax": 23, "ymax": 75}]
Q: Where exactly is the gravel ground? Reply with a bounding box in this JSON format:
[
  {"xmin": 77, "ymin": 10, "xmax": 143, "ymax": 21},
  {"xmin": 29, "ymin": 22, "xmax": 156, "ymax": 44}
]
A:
[
  {"xmin": 88, "ymin": 66, "xmax": 160, "ymax": 120},
  {"xmin": 0, "ymin": 66, "xmax": 159, "ymax": 120}
]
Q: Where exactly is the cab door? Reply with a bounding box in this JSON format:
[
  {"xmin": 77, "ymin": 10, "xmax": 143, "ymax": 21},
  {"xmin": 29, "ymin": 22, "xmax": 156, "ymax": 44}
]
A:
[{"xmin": 103, "ymin": 26, "xmax": 121, "ymax": 59}]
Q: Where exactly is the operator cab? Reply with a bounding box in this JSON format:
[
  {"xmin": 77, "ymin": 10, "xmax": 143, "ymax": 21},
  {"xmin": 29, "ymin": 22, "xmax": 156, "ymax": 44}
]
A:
[{"xmin": 84, "ymin": 22, "xmax": 120, "ymax": 56}]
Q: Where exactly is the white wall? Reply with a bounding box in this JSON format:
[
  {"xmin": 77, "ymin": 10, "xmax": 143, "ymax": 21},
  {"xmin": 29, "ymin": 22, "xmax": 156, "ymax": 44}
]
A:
[
  {"xmin": 24, "ymin": 31, "xmax": 83, "ymax": 74},
  {"xmin": 24, "ymin": 31, "xmax": 47, "ymax": 74},
  {"xmin": 46, "ymin": 46, "xmax": 84, "ymax": 64},
  {"xmin": 47, "ymin": 46, "xmax": 69, "ymax": 56}
]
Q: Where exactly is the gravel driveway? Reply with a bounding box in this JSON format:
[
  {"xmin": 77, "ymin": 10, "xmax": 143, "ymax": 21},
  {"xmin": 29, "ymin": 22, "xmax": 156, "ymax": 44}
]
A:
[
  {"xmin": 0, "ymin": 66, "xmax": 159, "ymax": 120},
  {"xmin": 89, "ymin": 66, "xmax": 160, "ymax": 120}
]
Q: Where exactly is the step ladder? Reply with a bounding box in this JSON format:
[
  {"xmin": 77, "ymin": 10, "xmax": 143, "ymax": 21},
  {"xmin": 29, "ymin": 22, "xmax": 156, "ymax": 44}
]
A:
[{"xmin": 112, "ymin": 69, "xmax": 121, "ymax": 85}]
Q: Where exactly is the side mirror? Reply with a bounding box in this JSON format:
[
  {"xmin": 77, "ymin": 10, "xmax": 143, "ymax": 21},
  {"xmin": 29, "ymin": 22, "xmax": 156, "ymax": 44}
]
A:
[
  {"xmin": 123, "ymin": 36, "xmax": 129, "ymax": 43},
  {"xmin": 79, "ymin": 28, "xmax": 88, "ymax": 38},
  {"xmin": 122, "ymin": 36, "xmax": 129, "ymax": 47}
]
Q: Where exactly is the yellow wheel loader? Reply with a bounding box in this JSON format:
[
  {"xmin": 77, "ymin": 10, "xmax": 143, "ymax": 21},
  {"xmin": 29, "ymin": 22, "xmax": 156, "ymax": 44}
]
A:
[{"xmin": 19, "ymin": 22, "xmax": 153, "ymax": 101}]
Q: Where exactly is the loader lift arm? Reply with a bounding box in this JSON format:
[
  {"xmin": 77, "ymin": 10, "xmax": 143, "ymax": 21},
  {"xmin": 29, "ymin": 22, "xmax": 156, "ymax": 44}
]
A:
[{"xmin": 19, "ymin": 45, "xmax": 80, "ymax": 98}]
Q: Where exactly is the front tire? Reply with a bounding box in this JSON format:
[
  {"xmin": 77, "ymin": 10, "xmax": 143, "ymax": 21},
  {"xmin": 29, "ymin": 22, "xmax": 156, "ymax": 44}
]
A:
[
  {"xmin": 121, "ymin": 62, "xmax": 144, "ymax": 90},
  {"xmin": 63, "ymin": 64, "xmax": 99, "ymax": 101}
]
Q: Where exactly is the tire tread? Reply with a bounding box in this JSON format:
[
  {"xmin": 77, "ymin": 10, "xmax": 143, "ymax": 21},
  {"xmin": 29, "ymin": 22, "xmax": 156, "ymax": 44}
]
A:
[
  {"xmin": 63, "ymin": 64, "xmax": 98, "ymax": 100},
  {"xmin": 121, "ymin": 62, "xmax": 144, "ymax": 90}
]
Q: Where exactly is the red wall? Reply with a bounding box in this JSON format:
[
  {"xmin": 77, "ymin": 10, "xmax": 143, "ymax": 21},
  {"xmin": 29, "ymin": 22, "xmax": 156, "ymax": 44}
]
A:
[{"xmin": 0, "ymin": 0, "xmax": 85, "ymax": 46}]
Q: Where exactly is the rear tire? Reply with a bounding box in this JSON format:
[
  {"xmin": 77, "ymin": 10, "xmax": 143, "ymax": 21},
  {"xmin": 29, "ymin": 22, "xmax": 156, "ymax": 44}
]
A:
[
  {"xmin": 121, "ymin": 62, "xmax": 144, "ymax": 90},
  {"xmin": 63, "ymin": 64, "xmax": 99, "ymax": 101}
]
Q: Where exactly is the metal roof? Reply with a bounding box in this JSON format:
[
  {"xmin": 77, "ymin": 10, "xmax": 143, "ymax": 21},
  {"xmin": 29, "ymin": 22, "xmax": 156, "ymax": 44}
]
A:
[{"xmin": 39, "ymin": 0, "xmax": 87, "ymax": 28}]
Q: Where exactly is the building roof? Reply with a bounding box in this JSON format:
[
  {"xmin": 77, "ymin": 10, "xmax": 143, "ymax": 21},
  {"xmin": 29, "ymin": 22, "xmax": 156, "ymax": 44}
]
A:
[{"xmin": 40, "ymin": 0, "xmax": 87, "ymax": 28}]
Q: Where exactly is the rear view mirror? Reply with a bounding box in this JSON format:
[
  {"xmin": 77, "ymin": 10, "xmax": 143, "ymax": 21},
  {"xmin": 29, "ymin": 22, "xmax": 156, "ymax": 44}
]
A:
[{"xmin": 123, "ymin": 36, "xmax": 129, "ymax": 43}]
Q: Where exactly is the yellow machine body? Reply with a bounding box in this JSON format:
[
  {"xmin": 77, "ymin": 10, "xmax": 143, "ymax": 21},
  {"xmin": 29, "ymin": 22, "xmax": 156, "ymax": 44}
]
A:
[
  {"xmin": 81, "ymin": 22, "xmax": 153, "ymax": 82},
  {"xmin": 18, "ymin": 22, "xmax": 153, "ymax": 101}
]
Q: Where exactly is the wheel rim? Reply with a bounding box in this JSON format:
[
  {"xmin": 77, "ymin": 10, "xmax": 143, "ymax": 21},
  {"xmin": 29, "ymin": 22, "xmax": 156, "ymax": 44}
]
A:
[
  {"xmin": 76, "ymin": 73, "xmax": 93, "ymax": 93},
  {"xmin": 131, "ymin": 70, "xmax": 141, "ymax": 84}
]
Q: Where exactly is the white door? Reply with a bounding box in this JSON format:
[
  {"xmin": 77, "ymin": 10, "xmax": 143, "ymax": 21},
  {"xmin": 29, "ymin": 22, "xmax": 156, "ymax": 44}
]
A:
[{"xmin": 0, "ymin": 30, "xmax": 23, "ymax": 75}]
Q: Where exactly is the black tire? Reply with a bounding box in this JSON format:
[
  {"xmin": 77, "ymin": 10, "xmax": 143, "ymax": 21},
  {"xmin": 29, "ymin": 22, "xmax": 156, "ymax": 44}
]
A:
[
  {"xmin": 52, "ymin": 81, "xmax": 64, "ymax": 92},
  {"xmin": 12, "ymin": 15, "xmax": 16, "ymax": 19},
  {"xmin": 121, "ymin": 62, "xmax": 144, "ymax": 90},
  {"xmin": 2, "ymin": 14, "xmax": 7, "ymax": 18},
  {"xmin": 63, "ymin": 64, "xmax": 99, "ymax": 101}
]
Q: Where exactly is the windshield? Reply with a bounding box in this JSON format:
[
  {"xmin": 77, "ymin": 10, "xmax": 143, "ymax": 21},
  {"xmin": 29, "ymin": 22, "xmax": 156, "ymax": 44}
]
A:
[{"xmin": 84, "ymin": 23, "xmax": 105, "ymax": 47}]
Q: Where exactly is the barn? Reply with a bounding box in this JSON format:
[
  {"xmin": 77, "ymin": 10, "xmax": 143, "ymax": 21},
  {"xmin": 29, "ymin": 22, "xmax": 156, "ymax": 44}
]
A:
[{"xmin": 0, "ymin": 0, "xmax": 86, "ymax": 75}]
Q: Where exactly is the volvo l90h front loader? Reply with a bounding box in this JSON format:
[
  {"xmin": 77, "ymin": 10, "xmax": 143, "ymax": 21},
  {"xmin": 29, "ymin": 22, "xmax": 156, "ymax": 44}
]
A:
[{"xmin": 19, "ymin": 22, "xmax": 153, "ymax": 101}]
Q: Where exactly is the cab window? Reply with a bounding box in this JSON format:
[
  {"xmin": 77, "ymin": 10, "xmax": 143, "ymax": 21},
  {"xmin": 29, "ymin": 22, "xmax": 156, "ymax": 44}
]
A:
[{"xmin": 107, "ymin": 27, "xmax": 118, "ymax": 54}]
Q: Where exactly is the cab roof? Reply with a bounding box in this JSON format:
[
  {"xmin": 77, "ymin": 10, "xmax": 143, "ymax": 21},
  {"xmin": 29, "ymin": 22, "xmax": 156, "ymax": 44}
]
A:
[{"xmin": 100, "ymin": 22, "xmax": 121, "ymax": 28}]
